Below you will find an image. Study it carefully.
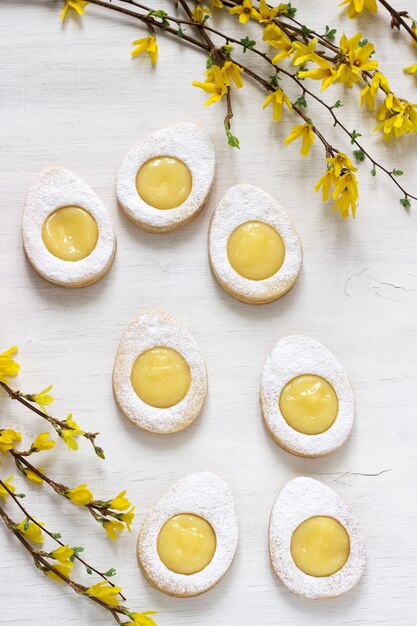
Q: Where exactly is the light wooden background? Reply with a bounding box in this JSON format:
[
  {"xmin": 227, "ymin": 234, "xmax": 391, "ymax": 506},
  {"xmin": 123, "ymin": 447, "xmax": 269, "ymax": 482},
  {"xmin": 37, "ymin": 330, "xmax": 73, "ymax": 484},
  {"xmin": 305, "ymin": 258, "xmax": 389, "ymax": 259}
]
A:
[{"xmin": 1, "ymin": 1, "xmax": 417, "ymax": 624}]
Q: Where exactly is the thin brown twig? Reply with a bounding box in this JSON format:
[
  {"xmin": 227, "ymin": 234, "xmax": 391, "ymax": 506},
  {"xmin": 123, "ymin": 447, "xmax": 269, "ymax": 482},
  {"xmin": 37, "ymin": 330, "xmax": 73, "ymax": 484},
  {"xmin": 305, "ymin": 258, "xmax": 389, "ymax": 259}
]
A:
[
  {"xmin": 376, "ymin": 0, "xmax": 417, "ymax": 43},
  {"xmin": 0, "ymin": 381, "xmax": 101, "ymax": 454}
]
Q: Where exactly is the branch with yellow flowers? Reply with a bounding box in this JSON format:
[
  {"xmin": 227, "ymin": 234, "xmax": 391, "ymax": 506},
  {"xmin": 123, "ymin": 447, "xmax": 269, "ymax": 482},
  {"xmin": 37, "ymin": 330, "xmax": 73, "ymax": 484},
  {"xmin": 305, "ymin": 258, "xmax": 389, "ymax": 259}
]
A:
[
  {"xmin": 70, "ymin": 0, "xmax": 417, "ymax": 216},
  {"xmin": 0, "ymin": 376, "xmax": 104, "ymax": 458},
  {"xmin": 7, "ymin": 449, "xmax": 135, "ymax": 540},
  {"xmin": 0, "ymin": 488, "xmax": 156, "ymax": 625},
  {"xmin": 0, "ymin": 347, "xmax": 154, "ymax": 624}
]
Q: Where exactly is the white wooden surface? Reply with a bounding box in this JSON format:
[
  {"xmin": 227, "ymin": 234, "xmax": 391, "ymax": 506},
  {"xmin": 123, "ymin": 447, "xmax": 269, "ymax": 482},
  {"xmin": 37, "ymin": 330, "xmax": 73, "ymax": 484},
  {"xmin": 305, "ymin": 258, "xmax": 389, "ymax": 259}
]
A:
[{"xmin": 1, "ymin": 1, "xmax": 417, "ymax": 624}]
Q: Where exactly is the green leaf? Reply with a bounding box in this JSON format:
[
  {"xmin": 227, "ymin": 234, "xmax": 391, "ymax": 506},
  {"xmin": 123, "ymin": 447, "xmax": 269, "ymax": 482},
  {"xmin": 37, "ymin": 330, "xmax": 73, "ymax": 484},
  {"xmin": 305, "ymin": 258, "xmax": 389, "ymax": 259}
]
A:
[
  {"xmin": 105, "ymin": 568, "xmax": 117, "ymax": 577},
  {"xmin": 323, "ymin": 25, "xmax": 337, "ymax": 41},
  {"xmin": 332, "ymin": 99, "xmax": 343, "ymax": 109},
  {"xmin": 51, "ymin": 533, "xmax": 61, "ymax": 539},
  {"xmin": 285, "ymin": 2, "xmax": 297, "ymax": 16},
  {"xmin": 392, "ymin": 169, "xmax": 403, "ymax": 177},
  {"xmin": 177, "ymin": 26, "xmax": 184, "ymax": 38},
  {"xmin": 371, "ymin": 165, "xmax": 376, "ymax": 177},
  {"xmin": 206, "ymin": 54, "xmax": 213, "ymax": 69},
  {"xmin": 24, "ymin": 520, "xmax": 30, "ymax": 531},
  {"xmin": 269, "ymin": 73, "xmax": 281, "ymax": 87},
  {"xmin": 147, "ymin": 9, "xmax": 170, "ymax": 25},
  {"xmin": 225, "ymin": 127, "xmax": 240, "ymax": 149},
  {"xmin": 301, "ymin": 25, "xmax": 312, "ymax": 36},
  {"xmin": 240, "ymin": 36, "xmax": 256, "ymax": 53},
  {"xmin": 350, "ymin": 129, "xmax": 362, "ymax": 144},
  {"xmin": 400, "ymin": 197, "xmax": 411, "ymax": 208},
  {"xmin": 353, "ymin": 149, "xmax": 365, "ymax": 162},
  {"xmin": 294, "ymin": 94, "xmax": 307, "ymax": 108},
  {"xmin": 16, "ymin": 493, "xmax": 26, "ymax": 498},
  {"xmin": 86, "ymin": 567, "xmax": 93, "ymax": 575}
]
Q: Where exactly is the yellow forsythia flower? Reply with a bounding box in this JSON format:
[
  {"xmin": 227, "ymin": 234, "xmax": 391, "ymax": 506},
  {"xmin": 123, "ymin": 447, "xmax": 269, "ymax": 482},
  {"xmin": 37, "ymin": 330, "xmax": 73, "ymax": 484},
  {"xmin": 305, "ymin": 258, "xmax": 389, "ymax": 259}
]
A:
[
  {"xmin": 32, "ymin": 432, "xmax": 55, "ymax": 452},
  {"xmin": 332, "ymin": 171, "xmax": 359, "ymax": 218},
  {"xmin": 360, "ymin": 84, "xmax": 375, "ymax": 110},
  {"xmin": 285, "ymin": 123, "xmax": 315, "ymax": 156},
  {"xmin": 61, "ymin": 0, "xmax": 88, "ymax": 21},
  {"xmin": 0, "ymin": 475, "xmax": 16, "ymax": 501},
  {"xmin": 263, "ymin": 88, "xmax": 292, "ymax": 121},
  {"xmin": 0, "ymin": 346, "xmax": 20, "ymax": 383},
  {"xmin": 131, "ymin": 36, "xmax": 158, "ymax": 65},
  {"xmin": 22, "ymin": 467, "xmax": 44, "ymax": 485},
  {"xmin": 315, "ymin": 168, "xmax": 337, "ymax": 202},
  {"xmin": 61, "ymin": 414, "xmax": 85, "ymax": 451},
  {"xmin": 229, "ymin": 0, "xmax": 258, "ymax": 24},
  {"xmin": 327, "ymin": 152, "xmax": 357, "ymax": 177},
  {"xmin": 50, "ymin": 545, "xmax": 74, "ymax": 564},
  {"xmin": 254, "ymin": 0, "xmax": 280, "ymax": 23},
  {"xmin": 0, "ymin": 429, "xmax": 22, "ymax": 455},
  {"xmin": 339, "ymin": 0, "xmax": 377, "ymax": 18},
  {"xmin": 66, "ymin": 484, "xmax": 93, "ymax": 505},
  {"xmin": 292, "ymin": 38, "xmax": 318, "ymax": 66},
  {"xmin": 125, "ymin": 612, "xmax": 158, "ymax": 626},
  {"xmin": 298, "ymin": 57, "xmax": 337, "ymax": 92},
  {"xmin": 210, "ymin": 0, "xmax": 223, "ymax": 7},
  {"xmin": 108, "ymin": 490, "xmax": 131, "ymax": 511},
  {"xmin": 221, "ymin": 61, "xmax": 244, "ymax": 88},
  {"xmin": 119, "ymin": 507, "xmax": 135, "ymax": 532},
  {"xmin": 45, "ymin": 562, "xmax": 73, "ymax": 582},
  {"xmin": 404, "ymin": 64, "xmax": 417, "ymax": 81},
  {"xmin": 32, "ymin": 385, "xmax": 54, "ymax": 414},
  {"xmin": 86, "ymin": 581, "xmax": 122, "ymax": 606},
  {"xmin": 15, "ymin": 518, "xmax": 44, "ymax": 543},
  {"xmin": 192, "ymin": 65, "xmax": 228, "ymax": 105},
  {"xmin": 103, "ymin": 519, "xmax": 125, "ymax": 541},
  {"xmin": 263, "ymin": 24, "xmax": 293, "ymax": 63},
  {"xmin": 371, "ymin": 71, "xmax": 390, "ymax": 95},
  {"xmin": 191, "ymin": 4, "xmax": 210, "ymax": 23}
]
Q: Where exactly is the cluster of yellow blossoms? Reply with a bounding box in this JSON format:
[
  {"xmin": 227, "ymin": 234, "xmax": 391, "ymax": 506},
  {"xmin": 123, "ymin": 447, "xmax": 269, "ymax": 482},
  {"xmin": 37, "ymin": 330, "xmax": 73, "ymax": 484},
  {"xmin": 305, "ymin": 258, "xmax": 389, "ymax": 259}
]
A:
[
  {"xmin": 315, "ymin": 153, "xmax": 359, "ymax": 218},
  {"xmin": 192, "ymin": 61, "xmax": 244, "ymax": 105}
]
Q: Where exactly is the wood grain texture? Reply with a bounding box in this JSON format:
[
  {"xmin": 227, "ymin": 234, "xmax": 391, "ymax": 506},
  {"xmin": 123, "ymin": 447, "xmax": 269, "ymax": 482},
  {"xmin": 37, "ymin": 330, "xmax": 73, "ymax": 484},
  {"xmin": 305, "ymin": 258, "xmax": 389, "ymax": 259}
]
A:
[{"xmin": 1, "ymin": 1, "xmax": 417, "ymax": 624}]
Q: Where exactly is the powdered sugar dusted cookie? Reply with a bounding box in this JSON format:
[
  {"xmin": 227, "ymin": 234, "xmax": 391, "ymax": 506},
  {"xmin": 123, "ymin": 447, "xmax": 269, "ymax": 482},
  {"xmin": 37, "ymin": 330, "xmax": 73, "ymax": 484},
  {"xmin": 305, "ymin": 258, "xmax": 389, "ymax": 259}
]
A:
[
  {"xmin": 116, "ymin": 123, "xmax": 215, "ymax": 232},
  {"xmin": 208, "ymin": 184, "xmax": 302, "ymax": 304},
  {"xmin": 261, "ymin": 335, "xmax": 355, "ymax": 457},
  {"xmin": 22, "ymin": 167, "xmax": 116, "ymax": 288},
  {"xmin": 269, "ymin": 477, "xmax": 366, "ymax": 599},
  {"xmin": 138, "ymin": 472, "xmax": 239, "ymax": 597},
  {"xmin": 113, "ymin": 309, "xmax": 207, "ymax": 434}
]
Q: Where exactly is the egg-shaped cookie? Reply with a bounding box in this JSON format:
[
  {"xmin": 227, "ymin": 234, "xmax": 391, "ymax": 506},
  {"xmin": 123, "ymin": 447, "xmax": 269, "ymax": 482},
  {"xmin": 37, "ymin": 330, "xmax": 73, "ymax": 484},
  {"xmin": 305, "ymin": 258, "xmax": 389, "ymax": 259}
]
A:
[
  {"xmin": 261, "ymin": 335, "xmax": 354, "ymax": 457},
  {"xmin": 22, "ymin": 167, "xmax": 116, "ymax": 288},
  {"xmin": 208, "ymin": 184, "xmax": 302, "ymax": 304},
  {"xmin": 113, "ymin": 309, "xmax": 207, "ymax": 434},
  {"xmin": 116, "ymin": 123, "xmax": 215, "ymax": 232},
  {"xmin": 138, "ymin": 472, "xmax": 239, "ymax": 596},
  {"xmin": 269, "ymin": 477, "xmax": 366, "ymax": 599}
]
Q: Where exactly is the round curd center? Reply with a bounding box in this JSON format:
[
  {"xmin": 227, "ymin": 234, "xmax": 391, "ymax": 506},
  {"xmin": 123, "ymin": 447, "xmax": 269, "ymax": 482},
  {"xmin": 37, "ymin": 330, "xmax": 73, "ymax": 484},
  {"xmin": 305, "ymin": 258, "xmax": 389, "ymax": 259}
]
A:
[
  {"xmin": 157, "ymin": 513, "xmax": 216, "ymax": 575},
  {"xmin": 42, "ymin": 206, "xmax": 98, "ymax": 261},
  {"xmin": 227, "ymin": 221, "xmax": 285, "ymax": 280},
  {"xmin": 290, "ymin": 515, "xmax": 350, "ymax": 577},
  {"xmin": 279, "ymin": 374, "xmax": 338, "ymax": 435},
  {"xmin": 131, "ymin": 347, "xmax": 191, "ymax": 408},
  {"xmin": 135, "ymin": 156, "xmax": 192, "ymax": 210}
]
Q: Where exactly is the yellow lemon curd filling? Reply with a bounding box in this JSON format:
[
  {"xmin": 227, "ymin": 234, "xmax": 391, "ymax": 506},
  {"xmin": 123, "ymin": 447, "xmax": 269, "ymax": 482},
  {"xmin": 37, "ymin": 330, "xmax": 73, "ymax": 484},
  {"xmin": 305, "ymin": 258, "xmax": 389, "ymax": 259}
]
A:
[
  {"xmin": 157, "ymin": 514, "xmax": 217, "ymax": 575},
  {"xmin": 290, "ymin": 516, "xmax": 350, "ymax": 577},
  {"xmin": 42, "ymin": 206, "xmax": 98, "ymax": 261},
  {"xmin": 135, "ymin": 156, "xmax": 192, "ymax": 210},
  {"xmin": 227, "ymin": 221, "xmax": 285, "ymax": 281},
  {"xmin": 131, "ymin": 347, "xmax": 191, "ymax": 409},
  {"xmin": 279, "ymin": 374, "xmax": 338, "ymax": 435}
]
